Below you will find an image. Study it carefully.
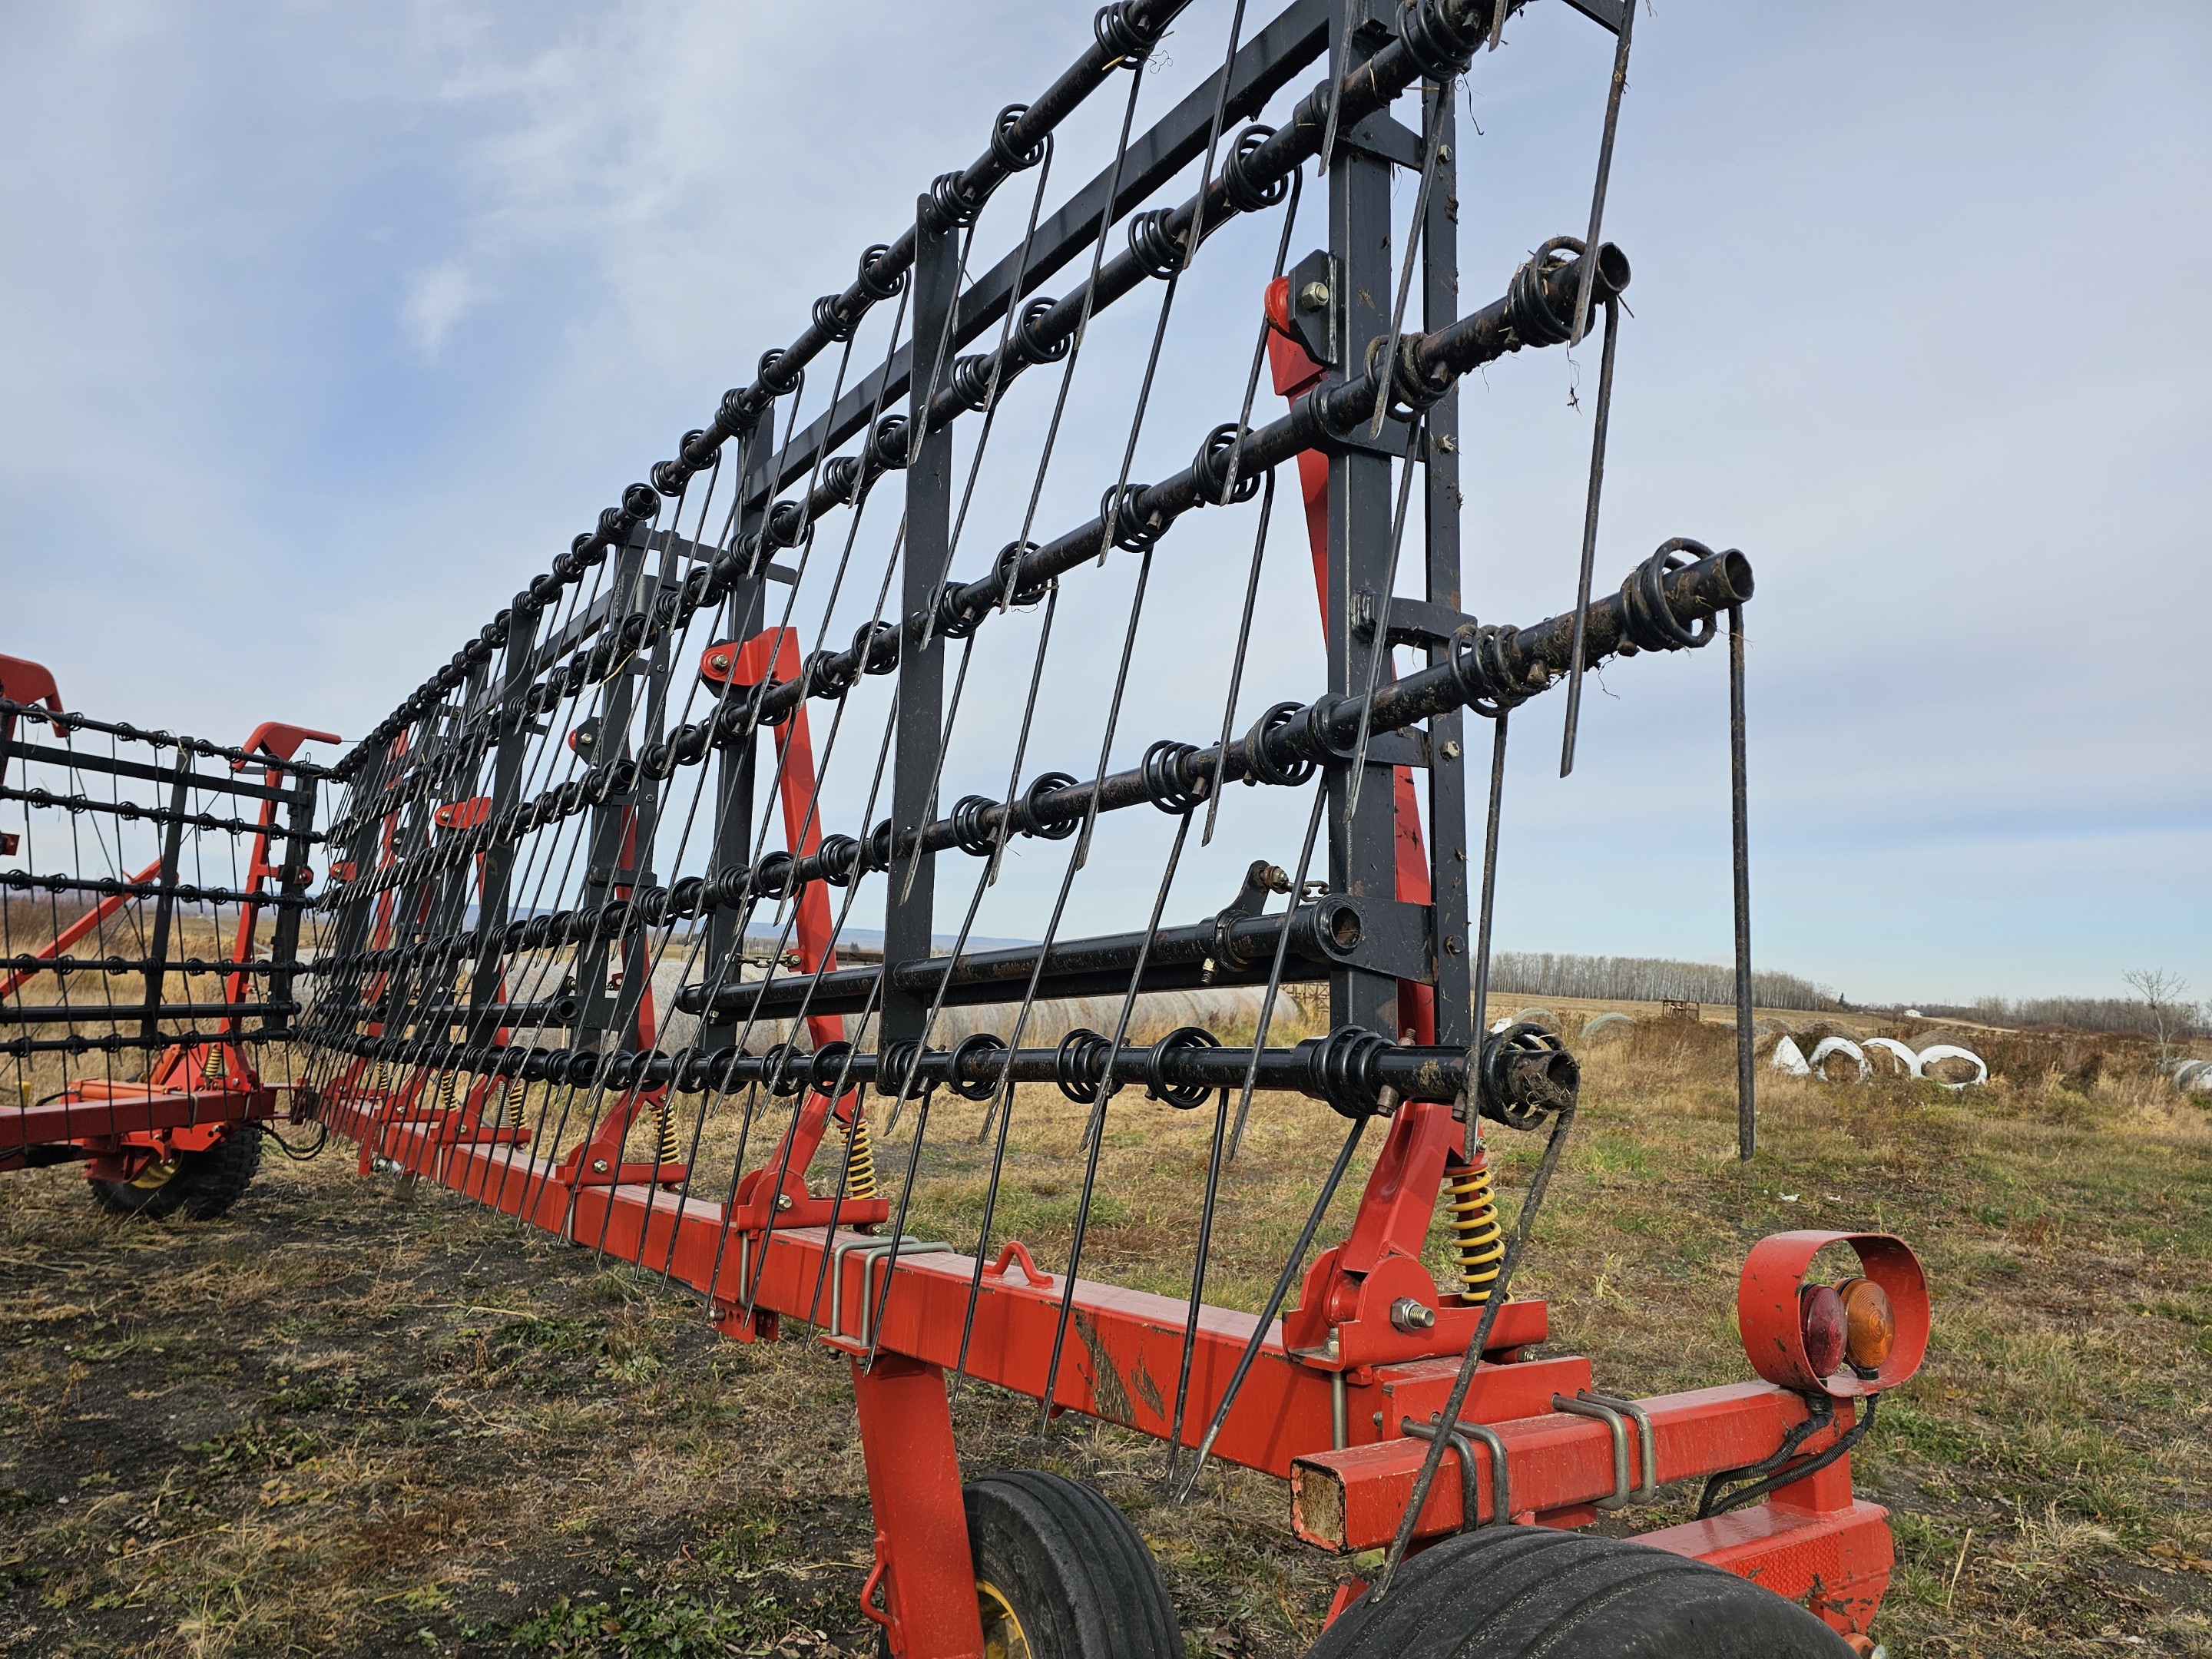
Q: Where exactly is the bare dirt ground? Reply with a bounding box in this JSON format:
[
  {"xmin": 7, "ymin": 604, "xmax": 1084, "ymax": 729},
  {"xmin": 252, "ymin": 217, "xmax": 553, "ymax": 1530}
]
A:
[{"xmin": 2, "ymin": 1014, "xmax": 2209, "ymax": 1657}]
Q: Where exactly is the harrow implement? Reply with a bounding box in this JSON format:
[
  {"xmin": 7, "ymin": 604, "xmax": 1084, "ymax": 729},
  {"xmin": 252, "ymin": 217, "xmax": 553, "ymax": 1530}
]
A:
[{"xmin": 4, "ymin": 2, "xmax": 1929, "ymax": 1654}]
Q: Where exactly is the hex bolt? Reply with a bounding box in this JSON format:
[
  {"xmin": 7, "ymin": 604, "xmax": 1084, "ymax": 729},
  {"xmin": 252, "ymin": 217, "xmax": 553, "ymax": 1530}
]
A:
[
  {"xmin": 1442, "ymin": 739, "xmax": 1462, "ymax": 760},
  {"xmin": 1390, "ymin": 1297, "xmax": 1437, "ymax": 1333},
  {"xmin": 1297, "ymin": 280, "xmax": 1330, "ymax": 311},
  {"xmin": 591, "ymin": 1158, "xmax": 609, "ymax": 1173}
]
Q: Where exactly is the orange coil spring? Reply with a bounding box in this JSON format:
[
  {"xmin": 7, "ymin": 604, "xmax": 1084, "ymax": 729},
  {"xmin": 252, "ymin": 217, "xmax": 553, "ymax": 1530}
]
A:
[
  {"xmin": 1446, "ymin": 1151, "xmax": 1505, "ymax": 1303},
  {"xmin": 844, "ymin": 1113, "xmax": 879, "ymax": 1200}
]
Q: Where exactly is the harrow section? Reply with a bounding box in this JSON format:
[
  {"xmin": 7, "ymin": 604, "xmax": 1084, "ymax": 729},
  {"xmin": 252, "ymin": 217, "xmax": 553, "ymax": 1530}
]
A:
[
  {"xmin": 0, "ymin": 655, "xmax": 333, "ymax": 1214},
  {"xmin": 7, "ymin": 2, "xmax": 1925, "ymax": 1655}
]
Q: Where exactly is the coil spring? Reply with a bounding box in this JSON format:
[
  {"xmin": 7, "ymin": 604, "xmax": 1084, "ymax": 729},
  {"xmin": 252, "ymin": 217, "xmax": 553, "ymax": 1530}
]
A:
[
  {"xmin": 204, "ymin": 1045, "xmax": 227, "ymax": 1082},
  {"xmin": 505, "ymin": 1078, "xmax": 530, "ymax": 1134},
  {"xmin": 437, "ymin": 1067, "xmax": 458, "ymax": 1111},
  {"xmin": 652, "ymin": 1096, "xmax": 680, "ymax": 1167},
  {"xmin": 843, "ymin": 1113, "xmax": 880, "ymax": 1200},
  {"xmin": 1445, "ymin": 1151, "xmax": 1505, "ymax": 1303}
]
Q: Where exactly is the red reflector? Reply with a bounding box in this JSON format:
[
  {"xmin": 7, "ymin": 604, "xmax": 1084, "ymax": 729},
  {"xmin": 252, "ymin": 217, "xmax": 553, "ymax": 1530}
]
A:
[{"xmin": 1799, "ymin": 1283, "xmax": 1846, "ymax": 1376}]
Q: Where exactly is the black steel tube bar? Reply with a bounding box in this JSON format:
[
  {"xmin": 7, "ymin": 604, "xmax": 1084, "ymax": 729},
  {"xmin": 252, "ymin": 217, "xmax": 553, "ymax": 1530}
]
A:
[
  {"xmin": 4, "ymin": 1030, "xmax": 284, "ymax": 1058},
  {"xmin": 0, "ymin": 702, "xmax": 338, "ymax": 778},
  {"xmin": 0, "ymin": 786, "xmax": 327, "ymax": 842},
  {"xmin": 2, "ymin": 957, "xmax": 320, "ymax": 977},
  {"xmin": 674, "ymin": 899, "xmax": 1360, "ymax": 1022},
  {"xmin": 308, "ymin": 1031, "xmax": 1492, "ymax": 1111},
  {"xmin": 2, "ymin": 741, "xmax": 303, "ymax": 805},
  {"xmin": 0, "ymin": 1001, "xmax": 302, "ymax": 1026},
  {"xmin": 0, "ymin": 872, "xmax": 315, "ymax": 909}
]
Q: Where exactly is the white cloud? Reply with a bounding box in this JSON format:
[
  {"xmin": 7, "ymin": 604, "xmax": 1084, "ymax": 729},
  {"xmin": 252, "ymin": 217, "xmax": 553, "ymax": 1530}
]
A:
[{"xmin": 401, "ymin": 260, "xmax": 479, "ymax": 359}]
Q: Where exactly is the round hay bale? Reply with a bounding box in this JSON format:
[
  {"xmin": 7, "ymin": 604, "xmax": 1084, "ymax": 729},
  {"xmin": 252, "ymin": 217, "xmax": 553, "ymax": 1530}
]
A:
[
  {"xmin": 1865, "ymin": 1036, "xmax": 1920, "ymax": 1077},
  {"xmin": 1807, "ymin": 1036, "xmax": 1871, "ymax": 1083},
  {"xmin": 1916, "ymin": 1044, "xmax": 1988, "ymax": 1088}
]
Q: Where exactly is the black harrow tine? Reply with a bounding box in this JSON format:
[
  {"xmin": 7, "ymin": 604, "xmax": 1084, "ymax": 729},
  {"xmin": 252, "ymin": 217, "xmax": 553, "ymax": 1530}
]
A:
[
  {"xmin": 1569, "ymin": 0, "xmax": 1637, "ymax": 349},
  {"xmin": 655, "ymin": 285, "xmax": 917, "ymax": 1283},
  {"xmin": 803, "ymin": 969, "xmax": 887, "ymax": 1331},
  {"xmin": 1174, "ymin": 777, "xmax": 1326, "ymax": 1482},
  {"xmin": 1339, "ymin": 412, "xmax": 1426, "ymax": 823},
  {"xmin": 1200, "ymin": 467, "xmax": 1280, "ymax": 847},
  {"xmin": 948, "ymin": 575, "xmax": 1081, "ymax": 1384},
  {"xmin": 699, "ymin": 216, "xmax": 962, "ymax": 1286},
  {"xmin": 892, "ymin": 135, "xmax": 1060, "ymax": 905},
  {"xmin": 1200, "ymin": 158, "xmax": 1306, "ymax": 848},
  {"xmin": 699, "ymin": 525, "xmax": 909, "ymax": 1310},
  {"xmin": 1470, "ymin": 708, "xmax": 1510, "ymax": 1035},
  {"xmin": 1369, "ymin": 1097, "xmax": 1577, "ymax": 1598},
  {"xmin": 1175, "ymin": 1105, "xmax": 1370, "ymax": 1502},
  {"xmin": 1557, "ymin": 295, "xmax": 1621, "ymax": 777},
  {"xmin": 598, "ymin": 233, "xmax": 910, "ymax": 1268},
  {"xmin": 1034, "ymin": 806, "xmax": 1194, "ymax": 1435},
  {"xmin": 1367, "ymin": 92, "xmax": 1454, "ymax": 439},
  {"xmin": 1314, "ymin": 0, "xmax": 1358, "ymax": 177}
]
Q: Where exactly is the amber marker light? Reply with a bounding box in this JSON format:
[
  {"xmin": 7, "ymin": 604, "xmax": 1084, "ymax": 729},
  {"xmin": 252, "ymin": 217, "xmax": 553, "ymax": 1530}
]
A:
[{"xmin": 1836, "ymin": 1276, "xmax": 1898, "ymax": 1370}]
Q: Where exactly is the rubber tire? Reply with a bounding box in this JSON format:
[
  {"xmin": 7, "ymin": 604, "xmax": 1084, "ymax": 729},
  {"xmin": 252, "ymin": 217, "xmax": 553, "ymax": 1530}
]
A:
[
  {"xmin": 88, "ymin": 1128, "xmax": 262, "ymax": 1221},
  {"xmin": 962, "ymin": 1471, "xmax": 1182, "ymax": 1659},
  {"xmin": 1307, "ymin": 1526, "xmax": 1857, "ymax": 1659}
]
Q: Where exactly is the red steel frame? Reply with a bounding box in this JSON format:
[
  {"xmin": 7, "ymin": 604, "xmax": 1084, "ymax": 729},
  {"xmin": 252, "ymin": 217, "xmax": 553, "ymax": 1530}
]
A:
[
  {"xmin": 315, "ymin": 602, "xmax": 1919, "ymax": 1659},
  {"xmin": 0, "ymin": 654, "xmax": 333, "ymax": 1180}
]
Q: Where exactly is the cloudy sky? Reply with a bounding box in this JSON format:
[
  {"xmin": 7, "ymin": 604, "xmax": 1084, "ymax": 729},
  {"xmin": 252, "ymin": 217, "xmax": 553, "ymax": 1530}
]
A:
[{"xmin": 4, "ymin": 0, "xmax": 2206, "ymax": 1008}]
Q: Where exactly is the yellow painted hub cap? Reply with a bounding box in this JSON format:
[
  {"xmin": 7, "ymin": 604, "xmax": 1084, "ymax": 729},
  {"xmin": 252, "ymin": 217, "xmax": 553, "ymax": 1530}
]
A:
[
  {"xmin": 127, "ymin": 1157, "xmax": 182, "ymax": 1191},
  {"xmin": 978, "ymin": 1579, "xmax": 1030, "ymax": 1659}
]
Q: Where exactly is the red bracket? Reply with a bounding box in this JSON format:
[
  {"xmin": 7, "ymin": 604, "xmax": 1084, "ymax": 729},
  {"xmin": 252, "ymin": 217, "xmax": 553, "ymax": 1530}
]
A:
[
  {"xmin": 236, "ymin": 720, "xmax": 340, "ymax": 771},
  {"xmin": 0, "ymin": 654, "xmax": 69, "ymax": 741}
]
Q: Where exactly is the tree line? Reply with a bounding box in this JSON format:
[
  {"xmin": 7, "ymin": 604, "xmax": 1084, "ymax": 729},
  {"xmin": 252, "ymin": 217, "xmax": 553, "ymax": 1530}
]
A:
[{"xmin": 1487, "ymin": 951, "xmax": 1840, "ymax": 1012}]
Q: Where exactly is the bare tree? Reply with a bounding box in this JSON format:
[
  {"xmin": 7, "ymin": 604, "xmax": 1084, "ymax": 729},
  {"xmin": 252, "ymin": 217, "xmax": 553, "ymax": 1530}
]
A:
[{"xmin": 2123, "ymin": 968, "xmax": 2191, "ymax": 1065}]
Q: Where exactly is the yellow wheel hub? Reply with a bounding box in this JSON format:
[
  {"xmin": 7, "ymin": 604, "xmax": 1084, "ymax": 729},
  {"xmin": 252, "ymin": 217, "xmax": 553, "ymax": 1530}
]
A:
[
  {"xmin": 127, "ymin": 1156, "xmax": 182, "ymax": 1191},
  {"xmin": 977, "ymin": 1579, "xmax": 1030, "ymax": 1659}
]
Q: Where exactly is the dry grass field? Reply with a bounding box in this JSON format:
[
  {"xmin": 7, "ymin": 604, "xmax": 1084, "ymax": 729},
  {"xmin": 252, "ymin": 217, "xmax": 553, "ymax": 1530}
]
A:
[{"xmin": 2, "ymin": 1010, "xmax": 2208, "ymax": 1657}]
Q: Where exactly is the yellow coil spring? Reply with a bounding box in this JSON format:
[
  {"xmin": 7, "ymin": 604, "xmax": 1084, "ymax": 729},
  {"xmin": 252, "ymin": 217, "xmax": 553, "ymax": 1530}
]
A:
[
  {"xmin": 843, "ymin": 1113, "xmax": 880, "ymax": 1200},
  {"xmin": 652, "ymin": 1097, "xmax": 681, "ymax": 1167},
  {"xmin": 1445, "ymin": 1152, "xmax": 1505, "ymax": 1303},
  {"xmin": 505, "ymin": 1078, "xmax": 531, "ymax": 1133},
  {"xmin": 437, "ymin": 1068, "xmax": 459, "ymax": 1111},
  {"xmin": 204, "ymin": 1045, "xmax": 227, "ymax": 1081}
]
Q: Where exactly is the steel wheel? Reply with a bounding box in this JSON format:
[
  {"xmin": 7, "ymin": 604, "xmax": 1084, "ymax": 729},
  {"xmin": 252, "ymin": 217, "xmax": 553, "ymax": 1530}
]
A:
[{"xmin": 977, "ymin": 1577, "xmax": 1032, "ymax": 1659}]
